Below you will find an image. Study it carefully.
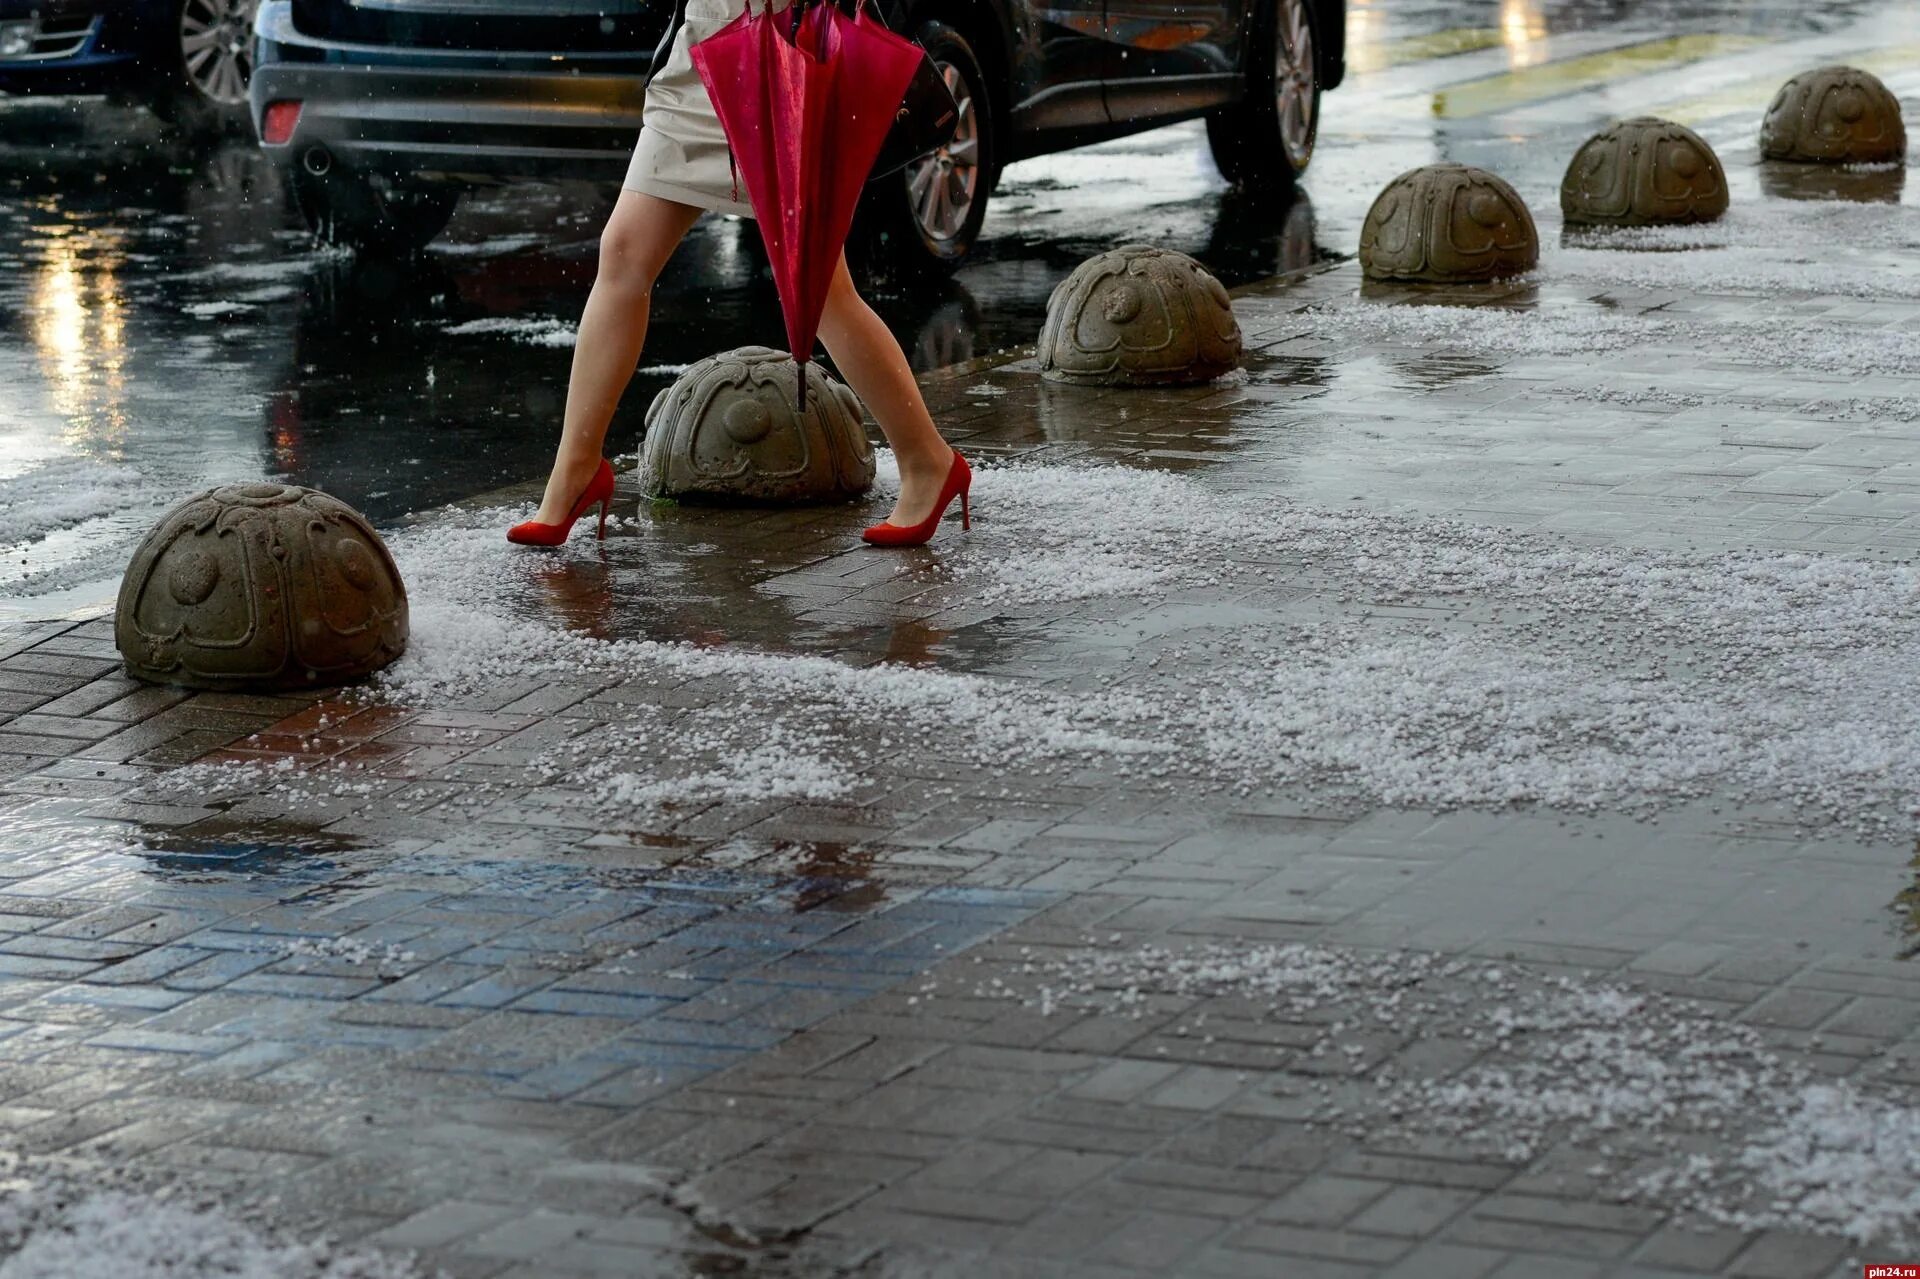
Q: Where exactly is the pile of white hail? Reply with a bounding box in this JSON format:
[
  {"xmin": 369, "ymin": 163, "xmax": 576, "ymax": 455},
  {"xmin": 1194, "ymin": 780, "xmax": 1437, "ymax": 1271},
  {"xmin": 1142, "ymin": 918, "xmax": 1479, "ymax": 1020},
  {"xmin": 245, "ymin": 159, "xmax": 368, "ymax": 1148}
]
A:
[
  {"xmin": 303, "ymin": 443, "xmax": 1920, "ymax": 837},
  {"xmin": 1544, "ymin": 199, "xmax": 1920, "ymax": 300},
  {"xmin": 0, "ymin": 1158, "xmax": 422, "ymax": 1279},
  {"xmin": 125, "ymin": 191, "xmax": 1920, "ymax": 837},
  {"xmin": 278, "ymin": 936, "xmax": 419, "ymax": 972}
]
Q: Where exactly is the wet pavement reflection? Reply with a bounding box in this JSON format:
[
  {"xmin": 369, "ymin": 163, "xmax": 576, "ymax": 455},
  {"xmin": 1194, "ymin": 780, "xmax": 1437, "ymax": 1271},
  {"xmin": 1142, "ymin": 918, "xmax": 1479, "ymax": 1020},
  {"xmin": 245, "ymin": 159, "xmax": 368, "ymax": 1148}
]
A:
[{"xmin": 2, "ymin": 0, "xmax": 1916, "ymax": 612}]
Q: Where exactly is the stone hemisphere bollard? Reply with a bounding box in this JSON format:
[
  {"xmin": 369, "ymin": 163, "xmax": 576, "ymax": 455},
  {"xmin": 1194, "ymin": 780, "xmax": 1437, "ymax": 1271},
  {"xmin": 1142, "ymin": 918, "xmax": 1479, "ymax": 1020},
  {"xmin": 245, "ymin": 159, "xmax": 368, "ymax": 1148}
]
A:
[
  {"xmin": 1561, "ymin": 117, "xmax": 1729, "ymax": 226},
  {"xmin": 638, "ymin": 346, "xmax": 874, "ymax": 502},
  {"xmin": 1037, "ymin": 244, "xmax": 1242, "ymax": 386},
  {"xmin": 116, "ymin": 483, "xmax": 407, "ymax": 692},
  {"xmin": 1359, "ymin": 164, "xmax": 1539, "ymax": 283},
  {"xmin": 1761, "ymin": 66, "xmax": 1907, "ymax": 164}
]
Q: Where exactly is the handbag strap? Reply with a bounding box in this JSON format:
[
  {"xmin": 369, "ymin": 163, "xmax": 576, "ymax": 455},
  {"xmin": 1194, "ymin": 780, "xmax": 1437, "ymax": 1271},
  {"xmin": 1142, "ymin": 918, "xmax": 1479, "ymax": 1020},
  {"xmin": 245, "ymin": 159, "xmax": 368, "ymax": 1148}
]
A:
[{"xmin": 650, "ymin": 0, "xmax": 688, "ymax": 71}]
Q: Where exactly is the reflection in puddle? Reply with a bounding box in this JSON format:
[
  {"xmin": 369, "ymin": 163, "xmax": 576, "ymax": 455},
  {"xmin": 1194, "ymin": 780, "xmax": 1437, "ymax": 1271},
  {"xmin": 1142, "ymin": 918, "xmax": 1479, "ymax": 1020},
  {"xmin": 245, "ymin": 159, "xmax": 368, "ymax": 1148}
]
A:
[
  {"xmin": 29, "ymin": 226, "xmax": 131, "ymax": 448},
  {"xmin": 1758, "ymin": 161, "xmax": 1907, "ymax": 205},
  {"xmin": 697, "ymin": 839, "xmax": 887, "ymax": 912},
  {"xmin": 1891, "ymin": 840, "xmax": 1920, "ymax": 960},
  {"xmin": 1499, "ymin": 0, "xmax": 1549, "ymax": 69},
  {"xmin": 7, "ymin": 800, "xmax": 899, "ymax": 931},
  {"xmin": 134, "ymin": 821, "xmax": 365, "ymax": 877},
  {"xmin": 0, "ymin": 809, "xmax": 371, "ymax": 894},
  {"xmin": 529, "ymin": 554, "xmax": 620, "ymax": 640},
  {"xmin": 784, "ymin": 842, "xmax": 885, "ymax": 912}
]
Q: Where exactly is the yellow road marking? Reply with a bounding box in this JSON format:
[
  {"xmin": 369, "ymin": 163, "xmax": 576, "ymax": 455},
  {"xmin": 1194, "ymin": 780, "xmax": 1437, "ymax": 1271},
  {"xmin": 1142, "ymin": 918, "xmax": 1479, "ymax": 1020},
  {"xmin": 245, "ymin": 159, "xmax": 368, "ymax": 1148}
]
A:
[
  {"xmin": 1645, "ymin": 41, "xmax": 1920, "ymax": 125},
  {"xmin": 1854, "ymin": 43, "xmax": 1920, "ymax": 76},
  {"xmin": 1429, "ymin": 33, "xmax": 1771, "ymax": 118},
  {"xmin": 1346, "ymin": 26, "xmax": 1505, "ymax": 76}
]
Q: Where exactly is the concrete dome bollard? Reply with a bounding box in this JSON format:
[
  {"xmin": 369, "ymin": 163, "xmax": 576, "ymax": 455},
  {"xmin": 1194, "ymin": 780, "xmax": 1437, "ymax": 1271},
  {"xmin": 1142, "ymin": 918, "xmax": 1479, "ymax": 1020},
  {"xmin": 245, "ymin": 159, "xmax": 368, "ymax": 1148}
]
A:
[
  {"xmin": 1037, "ymin": 244, "xmax": 1242, "ymax": 386},
  {"xmin": 116, "ymin": 484, "xmax": 407, "ymax": 691},
  {"xmin": 1560, "ymin": 117, "xmax": 1729, "ymax": 226},
  {"xmin": 1359, "ymin": 164, "xmax": 1539, "ymax": 283},
  {"xmin": 1761, "ymin": 66, "xmax": 1907, "ymax": 164},
  {"xmin": 638, "ymin": 347, "xmax": 874, "ymax": 502}
]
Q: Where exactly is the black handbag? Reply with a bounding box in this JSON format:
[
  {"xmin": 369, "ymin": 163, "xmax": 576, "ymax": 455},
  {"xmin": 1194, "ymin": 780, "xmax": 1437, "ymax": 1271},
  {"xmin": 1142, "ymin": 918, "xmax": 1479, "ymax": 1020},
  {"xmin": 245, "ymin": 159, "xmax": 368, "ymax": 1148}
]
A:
[
  {"xmin": 650, "ymin": 0, "xmax": 961, "ymax": 183},
  {"xmin": 867, "ymin": 40, "xmax": 961, "ymax": 181}
]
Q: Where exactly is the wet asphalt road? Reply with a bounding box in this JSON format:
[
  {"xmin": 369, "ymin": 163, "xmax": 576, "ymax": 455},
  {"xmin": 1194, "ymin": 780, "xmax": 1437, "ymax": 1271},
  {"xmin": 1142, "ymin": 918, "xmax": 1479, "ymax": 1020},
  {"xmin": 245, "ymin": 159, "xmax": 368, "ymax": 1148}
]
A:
[{"xmin": 0, "ymin": 0, "xmax": 1915, "ymax": 613}]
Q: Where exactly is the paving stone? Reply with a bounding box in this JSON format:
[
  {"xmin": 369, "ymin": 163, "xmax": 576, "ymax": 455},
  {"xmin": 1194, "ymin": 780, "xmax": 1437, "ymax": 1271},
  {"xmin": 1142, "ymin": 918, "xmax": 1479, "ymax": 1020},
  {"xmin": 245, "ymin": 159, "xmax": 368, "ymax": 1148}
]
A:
[
  {"xmin": 1259, "ymin": 1174, "xmax": 1393, "ymax": 1226},
  {"xmin": 1221, "ymin": 1223, "xmax": 1410, "ymax": 1266},
  {"xmin": 1740, "ymin": 987, "xmax": 1852, "ymax": 1031},
  {"xmin": 1724, "ymin": 1230, "xmax": 1849, "ymax": 1278},
  {"xmin": 364, "ymin": 1199, "xmax": 513, "ymax": 1249},
  {"xmin": 1349, "ymin": 1185, "xmax": 1485, "ymax": 1238},
  {"xmin": 1482, "ymin": 1257, "xmax": 1602, "ymax": 1279},
  {"xmin": 1377, "ymin": 1243, "xmax": 1512, "ymax": 1279},
  {"xmin": 1632, "ymin": 1223, "xmax": 1753, "ymax": 1273}
]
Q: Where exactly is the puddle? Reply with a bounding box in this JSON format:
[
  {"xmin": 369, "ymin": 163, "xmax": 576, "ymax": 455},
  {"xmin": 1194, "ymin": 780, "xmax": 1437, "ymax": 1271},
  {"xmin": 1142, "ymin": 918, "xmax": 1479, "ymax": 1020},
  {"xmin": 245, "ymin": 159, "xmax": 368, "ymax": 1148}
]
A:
[
  {"xmin": 133, "ymin": 820, "xmax": 365, "ymax": 877},
  {"xmin": 1758, "ymin": 161, "xmax": 1907, "ymax": 205},
  {"xmin": 1890, "ymin": 839, "xmax": 1920, "ymax": 960}
]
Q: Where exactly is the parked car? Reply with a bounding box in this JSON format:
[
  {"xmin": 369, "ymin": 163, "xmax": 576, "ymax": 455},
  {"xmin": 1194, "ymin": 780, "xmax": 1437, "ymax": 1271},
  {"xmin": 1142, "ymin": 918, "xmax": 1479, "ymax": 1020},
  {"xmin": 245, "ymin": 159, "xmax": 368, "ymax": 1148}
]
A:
[
  {"xmin": 250, "ymin": 0, "xmax": 1345, "ymax": 268},
  {"xmin": 0, "ymin": 0, "xmax": 257, "ymax": 128}
]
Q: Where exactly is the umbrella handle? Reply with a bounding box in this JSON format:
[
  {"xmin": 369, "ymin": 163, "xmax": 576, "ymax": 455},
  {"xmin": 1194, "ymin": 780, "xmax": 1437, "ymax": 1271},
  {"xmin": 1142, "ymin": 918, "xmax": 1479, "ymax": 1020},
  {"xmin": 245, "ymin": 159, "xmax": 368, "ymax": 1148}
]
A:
[{"xmin": 782, "ymin": 0, "xmax": 811, "ymax": 45}]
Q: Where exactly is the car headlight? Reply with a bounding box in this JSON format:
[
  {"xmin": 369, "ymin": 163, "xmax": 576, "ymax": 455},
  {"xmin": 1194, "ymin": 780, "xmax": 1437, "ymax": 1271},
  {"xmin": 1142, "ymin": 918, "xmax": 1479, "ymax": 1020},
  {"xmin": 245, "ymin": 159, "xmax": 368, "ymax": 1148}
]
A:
[{"xmin": 0, "ymin": 20, "xmax": 36, "ymax": 58}]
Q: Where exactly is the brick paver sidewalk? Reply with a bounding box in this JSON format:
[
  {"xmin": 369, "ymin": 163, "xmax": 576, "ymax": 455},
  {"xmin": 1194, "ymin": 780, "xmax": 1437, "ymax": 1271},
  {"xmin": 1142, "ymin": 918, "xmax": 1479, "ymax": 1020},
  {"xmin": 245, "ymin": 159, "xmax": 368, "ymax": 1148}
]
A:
[{"xmin": 1, "ymin": 258, "xmax": 1918, "ymax": 1277}]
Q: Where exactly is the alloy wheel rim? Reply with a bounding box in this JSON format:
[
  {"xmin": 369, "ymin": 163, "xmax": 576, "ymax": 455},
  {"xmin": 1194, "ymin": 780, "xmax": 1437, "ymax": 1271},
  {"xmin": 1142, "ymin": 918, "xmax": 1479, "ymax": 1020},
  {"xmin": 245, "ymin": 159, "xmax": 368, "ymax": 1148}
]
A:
[
  {"xmin": 905, "ymin": 61, "xmax": 980, "ymax": 247},
  {"xmin": 180, "ymin": 0, "xmax": 255, "ymax": 105},
  {"xmin": 1275, "ymin": 0, "xmax": 1315, "ymax": 168}
]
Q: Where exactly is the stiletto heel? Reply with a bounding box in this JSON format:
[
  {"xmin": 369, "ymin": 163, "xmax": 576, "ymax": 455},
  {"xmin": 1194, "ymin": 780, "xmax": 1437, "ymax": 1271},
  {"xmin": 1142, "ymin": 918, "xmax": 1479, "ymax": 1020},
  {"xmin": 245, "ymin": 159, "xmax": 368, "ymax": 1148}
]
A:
[
  {"xmin": 508, "ymin": 458, "xmax": 617, "ymax": 547},
  {"xmin": 862, "ymin": 451, "xmax": 971, "ymax": 548}
]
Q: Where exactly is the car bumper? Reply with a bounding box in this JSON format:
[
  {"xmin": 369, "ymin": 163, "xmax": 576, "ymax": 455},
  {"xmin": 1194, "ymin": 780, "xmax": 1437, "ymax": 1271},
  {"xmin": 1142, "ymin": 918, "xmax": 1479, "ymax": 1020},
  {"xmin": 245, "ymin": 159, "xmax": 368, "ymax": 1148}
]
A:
[
  {"xmin": 0, "ymin": 3, "xmax": 154, "ymax": 95},
  {"xmin": 250, "ymin": 2, "xmax": 649, "ymax": 185}
]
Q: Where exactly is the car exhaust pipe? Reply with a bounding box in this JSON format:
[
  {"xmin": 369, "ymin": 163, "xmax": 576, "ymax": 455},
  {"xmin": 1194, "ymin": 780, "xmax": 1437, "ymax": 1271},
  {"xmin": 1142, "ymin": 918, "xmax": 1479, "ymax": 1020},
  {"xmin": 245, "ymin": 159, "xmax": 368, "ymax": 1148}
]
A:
[{"xmin": 302, "ymin": 146, "xmax": 333, "ymax": 177}]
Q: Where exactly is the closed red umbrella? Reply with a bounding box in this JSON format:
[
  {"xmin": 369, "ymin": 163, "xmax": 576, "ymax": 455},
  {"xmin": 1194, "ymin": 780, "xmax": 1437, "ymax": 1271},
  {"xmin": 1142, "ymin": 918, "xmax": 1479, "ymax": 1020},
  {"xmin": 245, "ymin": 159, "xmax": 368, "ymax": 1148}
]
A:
[{"xmin": 690, "ymin": 0, "xmax": 923, "ymax": 407}]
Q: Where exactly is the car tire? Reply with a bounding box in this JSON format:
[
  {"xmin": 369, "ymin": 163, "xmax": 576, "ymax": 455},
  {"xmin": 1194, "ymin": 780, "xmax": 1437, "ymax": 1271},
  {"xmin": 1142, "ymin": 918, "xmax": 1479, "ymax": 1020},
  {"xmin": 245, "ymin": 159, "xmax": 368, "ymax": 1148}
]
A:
[
  {"xmin": 292, "ymin": 169, "xmax": 462, "ymax": 256},
  {"xmin": 144, "ymin": 0, "xmax": 257, "ymax": 134},
  {"xmin": 1206, "ymin": 0, "xmax": 1320, "ymax": 189},
  {"xmin": 851, "ymin": 19, "xmax": 994, "ymax": 281}
]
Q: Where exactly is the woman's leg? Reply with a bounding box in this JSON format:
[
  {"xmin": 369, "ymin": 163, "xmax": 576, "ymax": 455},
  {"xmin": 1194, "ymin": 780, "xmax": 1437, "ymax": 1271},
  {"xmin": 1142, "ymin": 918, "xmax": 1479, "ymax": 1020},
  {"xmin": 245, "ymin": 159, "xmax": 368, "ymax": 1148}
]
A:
[
  {"xmin": 816, "ymin": 255, "xmax": 956, "ymax": 527},
  {"xmin": 533, "ymin": 190, "xmax": 705, "ymax": 524}
]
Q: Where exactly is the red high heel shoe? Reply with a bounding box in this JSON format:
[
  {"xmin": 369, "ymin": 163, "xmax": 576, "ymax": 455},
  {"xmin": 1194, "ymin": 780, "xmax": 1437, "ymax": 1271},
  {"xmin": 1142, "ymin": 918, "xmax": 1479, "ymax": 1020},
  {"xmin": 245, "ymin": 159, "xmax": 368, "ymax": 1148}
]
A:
[
  {"xmin": 863, "ymin": 451, "xmax": 972, "ymax": 548},
  {"xmin": 507, "ymin": 458, "xmax": 615, "ymax": 547}
]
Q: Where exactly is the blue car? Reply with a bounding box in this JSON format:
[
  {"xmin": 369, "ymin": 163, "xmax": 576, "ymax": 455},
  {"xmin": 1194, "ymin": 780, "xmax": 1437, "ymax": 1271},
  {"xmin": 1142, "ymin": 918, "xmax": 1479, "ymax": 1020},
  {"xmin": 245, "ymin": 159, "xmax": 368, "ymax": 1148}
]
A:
[{"xmin": 0, "ymin": 0, "xmax": 257, "ymax": 127}]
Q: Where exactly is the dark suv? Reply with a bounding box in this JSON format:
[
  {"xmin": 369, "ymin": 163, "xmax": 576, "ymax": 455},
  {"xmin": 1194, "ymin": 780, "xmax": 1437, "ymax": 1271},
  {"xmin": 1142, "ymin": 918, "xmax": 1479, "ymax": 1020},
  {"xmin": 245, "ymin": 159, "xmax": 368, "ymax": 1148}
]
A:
[
  {"xmin": 0, "ymin": 0, "xmax": 258, "ymax": 128},
  {"xmin": 250, "ymin": 0, "xmax": 1344, "ymax": 269}
]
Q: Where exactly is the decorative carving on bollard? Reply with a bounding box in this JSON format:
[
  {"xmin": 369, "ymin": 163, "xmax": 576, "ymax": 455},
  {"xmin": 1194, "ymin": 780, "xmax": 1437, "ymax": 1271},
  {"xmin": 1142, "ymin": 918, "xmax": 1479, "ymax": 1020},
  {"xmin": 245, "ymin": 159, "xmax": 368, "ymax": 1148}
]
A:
[
  {"xmin": 638, "ymin": 346, "xmax": 874, "ymax": 502},
  {"xmin": 1560, "ymin": 117, "xmax": 1729, "ymax": 226},
  {"xmin": 116, "ymin": 484, "xmax": 407, "ymax": 691},
  {"xmin": 1359, "ymin": 164, "xmax": 1539, "ymax": 283},
  {"xmin": 1761, "ymin": 66, "xmax": 1907, "ymax": 164},
  {"xmin": 1037, "ymin": 244, "xmax": 1242, "ymax": 386}
]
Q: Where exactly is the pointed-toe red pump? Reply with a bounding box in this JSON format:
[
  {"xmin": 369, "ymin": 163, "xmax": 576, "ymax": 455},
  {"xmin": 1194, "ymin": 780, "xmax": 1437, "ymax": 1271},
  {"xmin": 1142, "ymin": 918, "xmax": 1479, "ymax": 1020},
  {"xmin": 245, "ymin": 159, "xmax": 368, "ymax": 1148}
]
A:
[
  {"xmin": 863, "ymin": 451, "xmax": 971, "ymax": 549},
  {"xmin": 507, "ymin": 458, "xmax": 616, "ymax": 547}
]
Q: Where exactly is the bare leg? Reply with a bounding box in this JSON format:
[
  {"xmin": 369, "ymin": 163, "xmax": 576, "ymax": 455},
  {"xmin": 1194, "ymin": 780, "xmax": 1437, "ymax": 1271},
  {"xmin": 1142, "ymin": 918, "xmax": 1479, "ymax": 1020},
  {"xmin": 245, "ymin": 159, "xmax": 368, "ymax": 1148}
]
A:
[
  {"xmin": 533, "ymin": 190, "xmax": 705, "ymax": 524},
  {"xmin": 816, "ymin": 255, "xmax": 955, "ymax": 527}
]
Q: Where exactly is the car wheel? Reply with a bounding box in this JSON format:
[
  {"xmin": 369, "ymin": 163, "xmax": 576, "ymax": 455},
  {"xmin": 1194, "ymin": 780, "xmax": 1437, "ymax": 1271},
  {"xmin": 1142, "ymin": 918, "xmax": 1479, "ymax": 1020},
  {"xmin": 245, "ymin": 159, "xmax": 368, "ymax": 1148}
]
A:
[
  {"xmin": 852, "ymin": 19, "xmax": 994, "ymax": 280},
  {"xmin": 292, "ymin": 168, "xmax": 462, "ymax": 256},
  {"xmin": 1206, "ymin": 0, "xmax": 1319, "ymax": 189},
  {"xmin": 145, "ymin": 0, "xmax": 257, "ymax": 134}
]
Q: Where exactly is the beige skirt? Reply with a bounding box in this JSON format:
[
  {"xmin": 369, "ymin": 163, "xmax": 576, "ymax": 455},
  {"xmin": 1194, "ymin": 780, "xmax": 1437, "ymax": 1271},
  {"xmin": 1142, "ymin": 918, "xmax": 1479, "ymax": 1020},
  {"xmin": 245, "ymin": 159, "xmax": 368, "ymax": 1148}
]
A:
[{"xmin": 623, "ymin": 0, "xmax": 790, "ymax": 219}]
